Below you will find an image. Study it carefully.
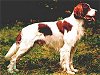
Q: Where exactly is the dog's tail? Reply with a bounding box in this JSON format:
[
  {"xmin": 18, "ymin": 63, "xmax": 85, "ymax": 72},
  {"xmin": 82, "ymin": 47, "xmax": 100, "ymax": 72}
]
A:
[{"xmin": 5, "ymin": 43, "xmax": 19, "ymax": 60}]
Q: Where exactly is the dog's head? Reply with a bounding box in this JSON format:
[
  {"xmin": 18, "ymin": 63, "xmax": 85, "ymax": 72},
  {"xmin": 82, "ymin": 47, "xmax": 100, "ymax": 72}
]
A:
[{"xmin": 74, "ymin": 3, "xmax": 97, "ymax": 21}]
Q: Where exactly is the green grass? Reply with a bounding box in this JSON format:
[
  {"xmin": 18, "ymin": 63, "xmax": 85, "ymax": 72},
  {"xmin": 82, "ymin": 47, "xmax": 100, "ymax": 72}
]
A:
[{"xmin": 0, "ymin": 21, "xmax": 100, "ymax": 75}]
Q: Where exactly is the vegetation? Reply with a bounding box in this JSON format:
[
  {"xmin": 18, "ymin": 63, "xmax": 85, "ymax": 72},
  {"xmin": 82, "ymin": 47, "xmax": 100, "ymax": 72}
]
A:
[{"xmin": 0, "ymin": 20, "xmax": 100, "ymax": 75}]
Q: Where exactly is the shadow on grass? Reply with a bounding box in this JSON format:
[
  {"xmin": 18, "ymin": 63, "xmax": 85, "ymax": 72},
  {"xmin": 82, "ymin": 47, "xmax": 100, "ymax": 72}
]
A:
[
  {"xmin": 16, "ymin": 58, "xmax": 61, "ymax": 74},
  {"xmin": 75, "ymin": 53, "xmax": 100, "ymax": 74}
]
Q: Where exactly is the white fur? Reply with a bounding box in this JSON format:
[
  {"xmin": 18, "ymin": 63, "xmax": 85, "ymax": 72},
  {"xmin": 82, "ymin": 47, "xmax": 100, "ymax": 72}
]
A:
[
  {"xmin": 87, "ymin": 8, "xmax": 96, "ymax": 16},
  {"xmin": 5, "ymin": 3, "xmax": 96, "ymax": 74}
]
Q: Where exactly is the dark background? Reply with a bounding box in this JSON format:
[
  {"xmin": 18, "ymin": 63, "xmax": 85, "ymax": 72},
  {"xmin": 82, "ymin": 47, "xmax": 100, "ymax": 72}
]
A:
[{"xmin": 0, "ymin": 0, "xmax": 100, "ymax": 27}]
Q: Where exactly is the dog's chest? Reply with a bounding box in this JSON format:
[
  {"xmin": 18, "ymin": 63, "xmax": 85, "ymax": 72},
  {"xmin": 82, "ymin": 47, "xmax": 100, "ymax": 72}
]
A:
[{"xmin": 77, "ymin": 25, "xmax": 84, "ymax": 40}]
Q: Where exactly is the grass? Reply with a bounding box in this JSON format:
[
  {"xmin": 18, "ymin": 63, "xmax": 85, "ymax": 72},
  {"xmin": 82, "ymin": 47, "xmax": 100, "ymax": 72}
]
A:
[{"xmin": 0, "ymin": 20, "xmax": 100, "ymax": 75}]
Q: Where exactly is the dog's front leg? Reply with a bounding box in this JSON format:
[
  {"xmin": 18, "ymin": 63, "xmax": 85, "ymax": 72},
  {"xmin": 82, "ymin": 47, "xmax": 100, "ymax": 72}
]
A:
[
  {"xmin": 60, "ymin": 44, "xmax": 75, "ymax": 74},
  {"xmin": 70, "ymin": 46, "xmax": 78, "ymax": 72}
]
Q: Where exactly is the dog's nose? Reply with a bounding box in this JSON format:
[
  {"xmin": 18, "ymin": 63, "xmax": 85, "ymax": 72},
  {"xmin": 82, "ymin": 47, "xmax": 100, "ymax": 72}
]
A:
[{"xmin": 92, "ymin": 9, "xmax": 97, "ymax": 16}]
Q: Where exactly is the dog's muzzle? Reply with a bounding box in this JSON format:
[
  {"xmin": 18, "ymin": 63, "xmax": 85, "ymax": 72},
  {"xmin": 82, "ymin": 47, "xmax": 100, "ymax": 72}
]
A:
[
  {"xmin": 84, "ymin": 15, "xmax": 96, "ymax": 21},
  {"xmin": 84, "ymin": 9, "xmax": 97, "ymax": 22}
]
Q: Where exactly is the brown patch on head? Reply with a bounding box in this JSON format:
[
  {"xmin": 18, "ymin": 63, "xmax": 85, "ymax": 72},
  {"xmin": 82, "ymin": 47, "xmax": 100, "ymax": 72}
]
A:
[
  {"xmin": 74, "ymin": 3, "xmax": 90, "ymax": 19},
  {"xmin": 38, "ymin": 24, "xmax": 52, "ymax": 36},
  {"xmin": 82, "ymin": 3, "xmax": 90, "ymax": 15},
  {"xmin": 16, "ymin": 32, "xmax": 21, "ymax": 44},
  {"xmin": 56, "ymin": 20, "xmax": 73, "ymax": 34}
]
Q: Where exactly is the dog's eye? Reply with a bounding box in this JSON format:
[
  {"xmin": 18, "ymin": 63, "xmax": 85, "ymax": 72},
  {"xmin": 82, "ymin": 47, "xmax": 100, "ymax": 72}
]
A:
[{"xmin": 82, "ymin": 3, "xmax": 90, "ymax": 11}]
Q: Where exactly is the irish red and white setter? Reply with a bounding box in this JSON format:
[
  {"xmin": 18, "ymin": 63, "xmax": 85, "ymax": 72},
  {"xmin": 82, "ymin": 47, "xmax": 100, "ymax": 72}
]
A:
[{"xmin": 5, "ymin": 3, "xmax": 96, "ymax": 74}]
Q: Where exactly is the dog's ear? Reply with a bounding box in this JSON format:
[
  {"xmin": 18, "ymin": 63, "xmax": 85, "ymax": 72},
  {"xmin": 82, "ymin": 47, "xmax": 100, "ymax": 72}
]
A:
[
  {"xmin": 74, "ymin": 3, "xmax": 84, "ymax": 19},
  {"xmin": 74, "ymin": 3, "xmax": 90, "ymax": 19}
]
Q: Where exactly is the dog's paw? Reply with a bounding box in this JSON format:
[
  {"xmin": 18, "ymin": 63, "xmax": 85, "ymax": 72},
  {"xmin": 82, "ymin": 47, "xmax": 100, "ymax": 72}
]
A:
[
  {"xmin": 67, "ymin": 70, "xmax": 75, "ymax": 74},
  {"xmin": 7, "ymin": 68, "xmax": 14, "ymax": 73},
  {"xmin": 71, "ymin": 68, "xmax": 78, "ymax": 72},
  {"xmin": 14, "ymin": 68, "xmax": 19, "ymax": 72}
]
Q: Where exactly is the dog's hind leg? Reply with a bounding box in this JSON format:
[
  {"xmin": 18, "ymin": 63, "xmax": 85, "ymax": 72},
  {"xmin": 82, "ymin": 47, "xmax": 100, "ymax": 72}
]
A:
[
  {"xmin": 5, "ymin": 43, "xmax": 19, "ymax": 60},
  {"xmin": 7, "ymin": 41, "xmax": 33, "ymax": 73},
  {"xmin": 7, "ymin": 33, "xmax": 45, "ymax": 73}
]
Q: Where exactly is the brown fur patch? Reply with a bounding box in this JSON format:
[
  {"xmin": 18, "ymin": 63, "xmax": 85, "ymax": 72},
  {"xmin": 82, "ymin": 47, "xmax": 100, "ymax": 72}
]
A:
[
  {"xmin": 74, "ymin": 3, "xmax": 83, "ymax": 19},
  {"xmin": 38, "ymin": 24, "xmax": 52, "ymax": 36},
  {"xmin": 74, "ymin": 3, "xmax": 90, "ymax": 19},
  {"xmin": 56, "ymin": 20, "xmax": 73, "ymax": 34},
  {"xmin": 16, "ymin": 32, "xmax": 21, "ymax": 44}
]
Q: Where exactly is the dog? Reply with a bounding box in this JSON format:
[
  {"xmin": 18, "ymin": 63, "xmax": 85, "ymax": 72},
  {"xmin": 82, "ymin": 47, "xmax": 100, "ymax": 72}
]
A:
[{"xmin": 5, "ymin": 3, "xmax": 96, "ymax": 74}]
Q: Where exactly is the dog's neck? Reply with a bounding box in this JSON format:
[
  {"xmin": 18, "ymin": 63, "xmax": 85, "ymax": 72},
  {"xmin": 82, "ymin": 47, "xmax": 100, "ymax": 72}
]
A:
[
  {"xmin": 71, "ymin": 12, "xmax": 85, "ymax": 40},
  {"xmin": 71, "ymin": 12, "xmax": 84, "ymax": 26},
  {"xmin": 64, "ymin": 12, "xmax": 85, "ymax": 40},
  {"xmin": 64, "ymin": 12, "xmax": 84, "ymax": 27}
]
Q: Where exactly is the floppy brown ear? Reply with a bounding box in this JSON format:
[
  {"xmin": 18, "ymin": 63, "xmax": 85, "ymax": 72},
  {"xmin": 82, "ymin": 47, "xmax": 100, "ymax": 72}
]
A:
[{"xmin": 74, "ymin": 3, "xmax": 84, "ymax": 19}]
